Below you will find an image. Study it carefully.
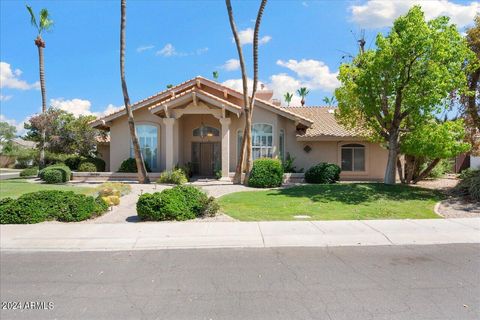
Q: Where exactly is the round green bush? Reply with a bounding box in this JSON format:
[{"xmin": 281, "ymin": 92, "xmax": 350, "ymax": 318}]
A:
[
  {"xmin": 136, "ymin": 193, "xmax": 164, "ymax": 221},
  {"xmin": 248, "ymin": 158, "xmax": 284, "ymax": 188},
  {"xmin": 64, "ymin": 156, "xmax": 82, "ymax": 170},
  {"xmin": 0, "ymin": 190, "xmax": 109, "ymax": 224},
  {"xmin": 19, "ymin": 167, "xmax": 38, "ymax": 177},
  {"xmin": 43, "ymin": 169, "xmax": 63, "ymax": 184},
  {"xmin": 80, "ymin": 158, "xmax": 106, "ymax": 172},
  {"xmin": 305, "ymin": 163, "xmax": 341, "ymax": 184},
  {"xmin": 176, "ymin": 185, "xmax": 208, "ymax": 216},
  {"xmin": 137, "ymin": 187, "xmax": 199, "ymax": 221},
  {"xmin": 39, "ymin": 165, "xmax": 72, "ymax": 183},
  {"xmin": 157, "ymin": 169, "xmax": 188, "ymax": 185},
  {"xmin": 78, "ymin": 162, "xmax": 97, "ymax": 172},
  {"xmin": 118, "ymin": 158, "xmax": 151, "ymax": 173}
]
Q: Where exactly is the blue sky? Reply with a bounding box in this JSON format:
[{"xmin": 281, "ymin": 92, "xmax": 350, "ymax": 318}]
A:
[{"xmin": 0, "ymin": 0, "xmax": 478, "ymax": 134}]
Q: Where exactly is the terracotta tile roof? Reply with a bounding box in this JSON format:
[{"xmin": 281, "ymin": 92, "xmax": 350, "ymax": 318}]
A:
[{"xmin": 284, "ymin": 106, "xmax": 363, "ymax": 138}]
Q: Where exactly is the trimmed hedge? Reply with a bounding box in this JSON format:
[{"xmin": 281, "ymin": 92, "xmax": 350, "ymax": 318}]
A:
[
  {"xmin": 43, "ymin": 169, "xmax": 63, "ymax": 184},
  {"xmin": 39, "ymin": 164, "xmax": 72, "ymax": 183},
  {"xmin": 78, "ymin": 162, "xmax": 97, "ymax": 172},
  {"xmin": 118, "ymin": 158, "xmax": 151, "ymax": 173},
  {"xmin": 0, "ymin": 190, "xmax": 109, "ymax": 224},
  {"xmin": 305, "ymin": 163, "xmax": 341, "ymax": 184},
  {"xmin": 157, "ymin": 169, "xmax": 188, "ymax": 185},
  {"xmin": 248, "ymin": 158, "xmax": 284, "ymax": 188},
  {"xmin": 19, "ymin": 167, "xmax": 38, "ymax": 177},
  {"xmin": 64, "ymin": 156, "xmax": 82, "ymax": 170},
  {"xmin": 136, "ymin": 185, "xmax": 219, "ymax": 221}
]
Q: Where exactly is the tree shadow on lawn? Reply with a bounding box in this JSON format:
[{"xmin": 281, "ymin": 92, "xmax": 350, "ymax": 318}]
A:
[{"xmin": 268, "ymin": 183, "xmax": 442, "ymax": 205}]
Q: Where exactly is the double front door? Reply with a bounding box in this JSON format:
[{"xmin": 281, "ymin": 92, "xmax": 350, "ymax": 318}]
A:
[{"xmin": 191, "ymin": 142, "xmax": 220, "ymax": 177}]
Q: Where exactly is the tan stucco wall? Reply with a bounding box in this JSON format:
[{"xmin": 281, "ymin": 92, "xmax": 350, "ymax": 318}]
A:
[
  {"xmin": 97, "ymin": 144, "xmax": 110, "ymax": 171},
  {"xmin": 105, "ymin": 102, "xmax": 389, "ymax": 180}
]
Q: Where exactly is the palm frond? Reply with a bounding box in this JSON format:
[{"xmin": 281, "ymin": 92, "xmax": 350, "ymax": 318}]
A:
[
  {"xmin": 26, "ymin": 5, "xmax": 39, "ymax": 32},
  {"xmin": 39, "ymin": 8, "xmax": 54, "ymax": 32}
]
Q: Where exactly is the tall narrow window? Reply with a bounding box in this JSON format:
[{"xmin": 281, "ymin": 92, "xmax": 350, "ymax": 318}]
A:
[
  {"xmin": 341, "ymin": 144, "xmax": 365, "ymax": 171},
  {"xmin": 252, "ymin": 124, "xmax": 273, "ymax": 160},
  {"xmin": 131, "ymin": 124, "xmax": 158, "ymax": 170},
  {"xmin": 279, "ymin": 129, "xmax": 285, "ymax": 162},
  {"xmin": 237, "ymin": 129, "xmax": 243, "ymax": 162}
]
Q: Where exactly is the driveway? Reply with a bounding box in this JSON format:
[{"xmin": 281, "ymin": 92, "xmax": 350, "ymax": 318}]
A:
[{"xmin": 1, "ymin": 244, "xmax": 479, "ymax": 320}]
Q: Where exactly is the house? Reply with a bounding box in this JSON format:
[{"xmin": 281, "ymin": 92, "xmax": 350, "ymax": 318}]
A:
[{"xmin": 90, "ymin": 76, "xmax": 389, "ymax": 180}]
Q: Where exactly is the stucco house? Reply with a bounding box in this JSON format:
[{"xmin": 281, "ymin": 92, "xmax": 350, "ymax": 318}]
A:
[{"xmin": 90, "ymin": 76, "xmax": 389, "ymax": 180}]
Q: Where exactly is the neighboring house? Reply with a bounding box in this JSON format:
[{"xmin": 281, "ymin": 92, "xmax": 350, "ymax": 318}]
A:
[{"xmin": 90, "ymin": 76, "xmax": 389, "ymax": 180}]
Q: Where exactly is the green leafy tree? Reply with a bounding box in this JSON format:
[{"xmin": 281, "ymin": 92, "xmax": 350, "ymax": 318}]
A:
[
  {"xmin": 26, "ymin": 5, "xmax": 53, "ymax": 168},
  {"xmin": 0, "ymin": 121, "xmax": 16, "ymax": 154},
  {"xmin": 400, "ymin": 119, "xmax": 471, "ymax": 184},
  {"xmin": 335, "ymin": 6, "xmax": 474, "ymax": 184},
  {"xmin": 284, "ymin": 92, "xmax": 293, "ymax": 106},
  {"xmin": 297, "ymin": 87, "xmax": 309, "ymax": 106}
]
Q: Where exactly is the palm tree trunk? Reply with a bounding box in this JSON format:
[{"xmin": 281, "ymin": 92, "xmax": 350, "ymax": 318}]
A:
[
  {"xmin": 243, "ymin": 0, "xmax": 268, "ymax": 185},
  {"xmin": 226, "ymin": 0, "xmax": 249, "ymax": 184},
  {"xmin": 36, "ymin": 37, "xmax": 46, "ymax": 168},
  {"xmin": 120, "ymin": 0, "xmax": 149, "ymax": 184}
]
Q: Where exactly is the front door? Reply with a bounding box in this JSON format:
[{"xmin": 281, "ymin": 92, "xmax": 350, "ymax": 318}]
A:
[{"xmin": 192, "ymin": 142, "xmax": 220, "ymax": 176}]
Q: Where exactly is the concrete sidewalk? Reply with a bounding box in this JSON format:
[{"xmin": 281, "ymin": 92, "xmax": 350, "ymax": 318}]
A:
[{"xmin": 1, "ymin": 218, "xmax": 479, "ymax": 252}]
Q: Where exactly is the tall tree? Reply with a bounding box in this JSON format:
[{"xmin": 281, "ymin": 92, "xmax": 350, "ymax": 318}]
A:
[
  {"xmin": 335, "ymin": 6, "xmax": 473, "ymax": 184},
  {"xmin": 226, "ymin": 0, "xmax": 268, "ymax": 184},
  {"xmin": 284, "ymin": 92, "xmax": 293, "ymax": 106},
  {"xmin": 297, "ymin": 87, "xmax": 309, "ymax": 106},
  {"xmin": 26, "ymin": 5, "xmax": 53, "ymax": 168},
  {"xmin": 120, "ymin": 0, "xmax": 149, "ymax": 183},
  {"xmin": 0, "ymin": 122, "xmax": 16, "ymax": 154}
]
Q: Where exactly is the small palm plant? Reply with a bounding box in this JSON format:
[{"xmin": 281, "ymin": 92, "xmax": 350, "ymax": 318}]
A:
[
  {"xmin": 297, "ymin": 87, "xmax": 310, "ymax": 106},
  {"xmin": 212, "ymin": 71, "xmax": 219, "ymax": 80},
  {"xmin": 322, "ymin": 95, "xmax": 336, "ymax": 106},
  {"xmin": 284, "ymin": 92, "xmax": 293, "ymax": 106},
  {"xmin": 26, "ymin": 5, "xmax": 53, "ymax": 168}
]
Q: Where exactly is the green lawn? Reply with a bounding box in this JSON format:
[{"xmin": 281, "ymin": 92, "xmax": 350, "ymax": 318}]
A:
[
  {"xmin": 218, "ymin": 183, "xmax": 443, "ymax": 221},
  {"xmin": 0, "ymin": 179, "xmax": 96, "ymax": 199}
]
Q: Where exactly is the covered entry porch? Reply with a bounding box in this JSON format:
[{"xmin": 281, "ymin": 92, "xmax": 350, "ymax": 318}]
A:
[{"xmin": 149, "ymin": 87, "xmax": 241, "ymax": 178}]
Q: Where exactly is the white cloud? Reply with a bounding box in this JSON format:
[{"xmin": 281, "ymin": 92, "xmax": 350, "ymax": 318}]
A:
[
  {"xmin": 276, "ymin": 59, "xmax": 340, "ymax": 92},
  {"xmin": 156, "ymin": 44, "xmax": 209, "ymax": 57},
  {"xmin": 235, "ymin": 28, "xmax": 272, "ymax": 46},
  {"xmin": 302, "ymin": 1, "xmax": 309, "ymax": 7},
  {"xmin": 222, "ymin": 78, "xmax": 265, "ymax": 96},
  {"xmin": 222, "ymin": 59, "xmax": 240, "ymax": 71},
  {"xmin": 0, "ymin": 94, "xmax": 12, "ymax": 101},
  {"xmin": 350, "ymin": 0, "xmax": 479, "ymax": 29},
  {"xmin": 136, "ymin": 45, "xmax": 154, "ymax": 53},
  {"xmin": 0, "ymin": 61, "xmax": 39, "ymax": 90},
  {"xmin": 50, "ymin": 98, "xmax": 123, "ymax": 118},
  {"xmin": 0, "ymin": 114, "xmax": 28, "ymax": 135},
  {"xmin": 222, "ymin": 58, "xmax": 339, "ymax": 107}
]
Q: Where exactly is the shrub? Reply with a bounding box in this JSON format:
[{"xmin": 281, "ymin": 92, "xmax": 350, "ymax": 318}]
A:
[
  {"xmin": 0, "ymin": 190, "xmax": 108, "ymax": 224},
  {"xmin": 118, "ymin": 158, "xmax": 151, "ymax": 173},
  {"xmin": 176, "ymin": 185, "xmax": 208, "ymax": 216},
  {"xmin": 94, "ymin": 196, "xmax": 109, "ymax": 215},
  {"xmin": 102, "ymin": 195, "xmax": 120, "ymax": 206},
  {"xmin": 64, "ymin": 156, "xmax": 83, "ymax": 170},
  {"xmin": 43, "ymin": 169, "xmax": 63, "ymax": 184},
  {"xmin": 98, "ymin": 187, "xmax": 121, "ymax": 197},
  {"xmin": 455, "ymin": 170, "xmax": 480, "ymax": 202},
  {"xmin": 19, "ymin": 167, "xmax": 38, "ymax": 177},
  {"xmin": 39, "ymin": 164, "xmax": 72, "ymax": 183},
  {"xmin": 98, "ymin": 182, "xmax": 131, "ymax": 196},
  {"xmin": 80, "ymin": 157, "xmax": 106, "ymax": 172},
  {"xmin": 202, "ymin": 196, "xmax": 220, "ymax": 217},
  {"xmin": 248, "ymin": 158, "xmax": 284, "ymax": 188},
  {"xmin": 282, "ymin": 153, "xmax": 303, "ymax": 173},
  {"xmin": 78, "ymin": 162, "xmax": 97, "ymax": 172},
  {"xmin": 305, "ymin": 163, "xmax": 341, "ymax": 184},
  {"xmin": 157, "ymin": 169, "xmax": 188, "ymax": 185},
  {"xmin": 44, "ymin": 152, "xmax": 71, "ymax": 166},
  {"xmin": 459, "ymin": 168, "xmax": 478, "ymax": 180}
]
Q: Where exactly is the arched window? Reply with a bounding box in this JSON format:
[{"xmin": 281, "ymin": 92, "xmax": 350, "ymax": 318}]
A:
[
  {"xmin": 193, "ymin": 126, "xmax": 219, "ymax": 137},
  {"xmin": 341, "ymin": 144, "xmax": 365, "ymax": 171},
  {"xmin": 131, "ymin": 124, "xmax": 158, "ymax": 170},
  {"xmin": 252, "ymin": 123, "xmax": 273, "ymax": 160}
]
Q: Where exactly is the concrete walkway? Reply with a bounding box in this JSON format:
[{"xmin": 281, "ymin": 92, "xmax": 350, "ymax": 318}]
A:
[{"xmin": 1, "ymin": 218, "xmax": 478, "ymax": 252}]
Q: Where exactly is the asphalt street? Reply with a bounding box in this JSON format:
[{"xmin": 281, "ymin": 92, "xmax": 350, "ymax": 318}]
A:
[{"xmin": 1, "ymin": 244, "xmax": 479, "ymax": 320}]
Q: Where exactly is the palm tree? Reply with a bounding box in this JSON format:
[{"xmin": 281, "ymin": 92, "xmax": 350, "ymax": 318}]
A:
[
  {"xmin": 284, "ymin": 92, "xmax": 293, "ymax": 106},
  {"xmin": 212, "ymin": 71, "xmax": 219, "ymax": 80},
  {"xmin": 297, "ymin": 87, "xmax": 310, "ymax": 106},
  {"xmin": 26, "ymin": 5, "xmax": 53, "ymax": 168},
  {"xmin": 166, "ymin": 84, "xmax": 173, "ymax": 89},
  {"xmin": 322, "ymin": 95, "xmax": 336, "ymax": 106},
  {"xmin": 120, "ymin": 0, "xmax": 149, "ymax": 184},
  {"xmin": 226, "ymin": 0, "xmax": 268, "ymax": 184}
]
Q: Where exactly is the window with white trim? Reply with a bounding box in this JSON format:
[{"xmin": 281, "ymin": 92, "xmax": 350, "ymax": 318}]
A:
[
  {"xmin": 252, "ymin": 123, "xmax": 273, "ymax": 160},
  {"xmin": 341, "ymin": 144, "xmax": 365, "ymax": 171},
  {"xmin": 130, "ymin": 124, "xmax": 158, "ymax": 170}
]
